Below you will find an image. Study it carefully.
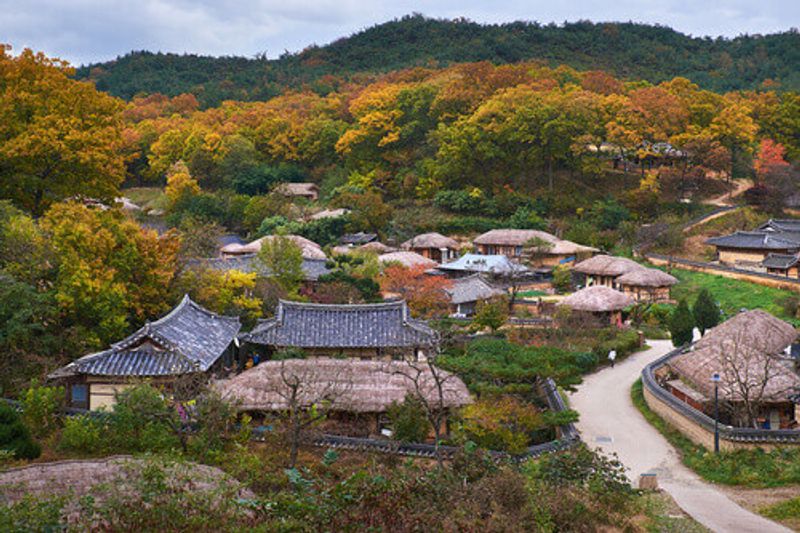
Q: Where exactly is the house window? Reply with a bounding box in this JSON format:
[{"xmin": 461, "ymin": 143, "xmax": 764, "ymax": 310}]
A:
[
  {"xmin": 515, "ymin": 246, "xmax": 522, "ymax": 256},
  {"xmin": 70, "ymin": 384, "xmax": 88, "ymax": 408}
]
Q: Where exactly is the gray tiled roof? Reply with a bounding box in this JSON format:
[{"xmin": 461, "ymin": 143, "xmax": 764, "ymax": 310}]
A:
[
  {"xmin": 758, "ymin": 219, "xmax": 800, "ymax": 233},
  {"xmin": 340, "ymin": 232, "xmax": 377, "ymax": 245},
  {"xmin": 243, "ymin": 300, "xmax": 437, "ymax": 348},
  {"xmin": 762, "ymin": 253, "xmax": 800, "ymax": 270},
  {"xmin": 51, "ymin": 296, "xmax": 240, "ymax": 378},
  {"xmin": 445, "ymin": 275, "xmax": 506, "ymax": 305},
  {"xmin": 187, "ymin": 254, "xmax": 331, "ymax": 281},
  {"xmin": 706, "ymin": 231, "xmax": 800, "ymax": 250}
]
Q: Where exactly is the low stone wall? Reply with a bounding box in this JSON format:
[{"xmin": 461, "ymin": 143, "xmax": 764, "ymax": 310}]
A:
[
  {"xmin": 641, "ymin": 346, "xmax": 800, "ymax": 451},
  {"xmin": 645, "ymin": 254, "xmax": 800, "ymax": 293}
]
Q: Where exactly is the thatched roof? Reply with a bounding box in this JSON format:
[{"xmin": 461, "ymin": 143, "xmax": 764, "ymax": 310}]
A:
[
  {"xmin": 221, "ymin": 235, "xmax": 326, "ymax": 260},
  {"xmin": 276, "ymin": 182, "xmax": 319, "ymax": 197},
  {"xmin": 473, "ymin": 229, "xmax": 597, "ymax": 255},
  {"xmin": 0, "ymin": 456, "xmax": 253, "ymax": 505},
  {"xmin": 379, "ymin": 251, "xmax": 438, "ymax": 269},
  {"xmin": 670, "ymin": 310, "xmax": 800, "ymax": 402},
  {"xmin": 557, "ymin": 286, "xmax": 634, "ymax": 312},
  {"xmin": 310, "ymin": 208, "xmax": 349, "ymax": 220},
  {"xmin": 445, "ymin": 275, "xmax": 506, "ymax": 305},
  {"xmin": 217, "ymin": 358, "xmax": 472, "ymax": 413},
  {"xmin": 572, "ymin": 255, "xmax": 646, "ymax": 277},
  {"xmin": 615, "ymin": 268, "xmax": 678, "ymax": 288},
  {"xmin": 402, "ymin": 232, "xmax": 459, "ymax": 250},
  {"xmin": 360, "ymin": 241, "xmax": 396, "ymax": 253}
]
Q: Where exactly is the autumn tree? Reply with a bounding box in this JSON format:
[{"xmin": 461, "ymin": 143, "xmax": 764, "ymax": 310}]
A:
[
  {"xmin": 754, "ymin": 139, "xmax": 791, "ymax": 185},
  {"xmin": 378, "ymin": 264, "xmax": 452, "ymax": 317},
  {"xmin": 472, "ymin": 296, "xmax": 510, "ymax": 332},
  {"xmin": 173, "ymin": 266, "xmax": 263, "ymax": 327},
  {"xmin": 165, "ymin": 161, "xmax": 201, "ymax": 207},
  {"xmin": 0, "ymin": 47, "xmax": 125, "ymax": 215},
  {"xmin": 41, "ymin": 201, "xmax": 181, "ymax": 347}
]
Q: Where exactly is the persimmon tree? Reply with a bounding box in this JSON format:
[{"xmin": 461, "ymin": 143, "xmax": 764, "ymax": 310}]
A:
[{"xmin": 379, "ymin": 264, "xmax": 452, "ymax": 317}]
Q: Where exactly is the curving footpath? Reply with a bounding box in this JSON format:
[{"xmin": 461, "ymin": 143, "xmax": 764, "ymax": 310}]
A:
[{"xmin": 569, "ymin": 339, "xmax": 791, "ymax": 533}]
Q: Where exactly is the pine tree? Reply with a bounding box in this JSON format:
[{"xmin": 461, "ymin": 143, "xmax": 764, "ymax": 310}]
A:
[
  {"xmin": 669, "ymin": 299, "xmax": 695, "ymax": 347},
  {"xmin": 693, "ymin": 288, "xmax": 720, "ymax": 335}
]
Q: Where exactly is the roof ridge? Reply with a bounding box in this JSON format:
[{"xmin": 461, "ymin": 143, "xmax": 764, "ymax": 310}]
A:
[{"xmin": 277, "ymin": 299, "xmax": 408, "ymax": 311}]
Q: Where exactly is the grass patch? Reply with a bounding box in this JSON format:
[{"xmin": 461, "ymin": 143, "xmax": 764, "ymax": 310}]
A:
[
  {"xmin": 668, "ymin": 268, "xmax": 799, "ymax": 324},
  {"xmin": 631, "ymin": 379, "xmax": 800, "ymax": 488},
  {"xmin": 518, "ymin": 290, "xmax": 547, "ymax": 298},
  {"xmin": 760, "ymin": 496, "xmax": 800, "ymax": 525},
  {"xmin": 686, "ymin": 206, "xmax": 765, "ymax": 237}
]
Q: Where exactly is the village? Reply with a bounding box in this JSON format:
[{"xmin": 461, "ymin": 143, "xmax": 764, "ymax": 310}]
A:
[{"xmin": 1, "ymin": 17, "xmax": 800, "ymax": 531}]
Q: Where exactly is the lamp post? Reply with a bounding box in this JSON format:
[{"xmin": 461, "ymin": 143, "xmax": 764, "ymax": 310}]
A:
[{"xmin": 711, "ymin": 372, "xmax": 721, "ymax": 453}]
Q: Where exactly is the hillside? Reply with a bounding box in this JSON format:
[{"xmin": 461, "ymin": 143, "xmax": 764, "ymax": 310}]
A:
[{"xmin": 76, "ymin": 15, "xmax": 800, "ymax": 107}]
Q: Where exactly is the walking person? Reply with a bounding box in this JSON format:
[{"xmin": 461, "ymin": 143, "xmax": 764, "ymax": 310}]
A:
[{"xmin": 608, "ymin": 349, "xmax": 617, "ymax": 368}]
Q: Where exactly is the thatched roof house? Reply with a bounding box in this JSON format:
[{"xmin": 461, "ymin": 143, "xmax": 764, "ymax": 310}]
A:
[
  {"xmin": 341, "ymin": 232, "xmax": 377, "ymax": 246},
  {"xmin": 558, "ymin": 286, "xmax": 634, "ymax": 313},
  {"xmin": 310, "ymin": 208, "xmax": 349, "ymax": 220},
  {"xmin": 242, "ymin": 300, "xmax": 437, "ymax": 359},
  {"xmin": 217, "ymin": 358, "xmax": 472, "ymax": 414},
  {"xmin": 276, "ymin": 182, "xmax": 319, "ymax": 201},
  {"xmin": 49, "ymin": 296, "xmax": 241, "ymax": 410},
  {"xmin": 378, "ymin": 251, "xmax": 438, "ymax": 269},
  {"xmin": 573, "ymin": 255, "xmax": 645, "ymax": 278},
  {"xmin": 221, "ymin": 235, "xmax": 326, "ymax": 260},
  {"xmin": 473, "ymin": 229, "xmax": 597, "ymax": 266},
  {"xmin": 444, "ymin": 275, "xmax": 506, "ymax": 317},
  {"xmin": 333, "ymin": 241, "xmax": 396, "ymax": 255},
  {"xmin": 615, "ymin": 268, "xmax": 678, "ymax": 303},
  {"xmin": 668, "ymin": 310, "xmax": 800, "ymax": 428},
  {"xmin": 401, "ymin": 232, "xmax": 459, "ymax": 263}
]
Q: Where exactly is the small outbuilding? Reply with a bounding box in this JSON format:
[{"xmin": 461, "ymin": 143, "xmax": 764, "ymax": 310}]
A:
[
  {"xmin": 473, "ymin": 229, "xmax": 597, "ymax": 266},
  {"xmin": 378, "ymin": 251, "xmax": 438, "ymax": 270},
  {"xmin": 401, "ymin": 232, "xmax": 459, "ymax": 263},
  {"xmin": 444, "ymin": 274, "xmax": 507, "ymax": 317},
  {"xmin": 614, "ymin": 268, "xmax": 678, "ymax": 303},
  {"xmin": 435, "ymin": 253, "xmax": 530, "ymax": 279},
  {"xmin": 763, "ymin": 253, "xmax": 800, "ymax": 278},
  {"xmin": 221, "ymin": 235, "xmax": 326, "ymax": 260},
  {"xmin": 557, "ymin": 286, "xmax": 635, "ymax": 327},
  {"xmin": 276, "ymin": 182, "xmax": 320, "ymax": 202}
]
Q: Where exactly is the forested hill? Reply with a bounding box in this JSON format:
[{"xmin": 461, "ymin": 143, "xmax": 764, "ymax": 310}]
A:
[{"xmin": 76, "ymin": 15, "xmax": 800, "ymax": 107}]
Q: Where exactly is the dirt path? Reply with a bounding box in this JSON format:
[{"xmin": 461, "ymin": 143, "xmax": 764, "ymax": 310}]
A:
[
  {"xmin": 706, "ymin": 178, "xmax": 752, "ymax": 207},
  {"xmin": 569, "ymin": 340, "xmax": 790, "ymax": 533}
]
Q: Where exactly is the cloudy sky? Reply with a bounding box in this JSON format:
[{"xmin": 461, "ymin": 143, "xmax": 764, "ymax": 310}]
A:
[{"xmin": 2, "ymin": 0, "xmax": 798, "ymax": 66}]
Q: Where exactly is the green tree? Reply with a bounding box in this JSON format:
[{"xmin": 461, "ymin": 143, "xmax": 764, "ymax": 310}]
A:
[
  {"xmin": 551, "ymin": 265, "xmax": 572, "ymax": 293},
  {"xmin": 669, "ymin": 299, "xmax": 695, "ymax": 347},
  {"xmin": 473, "ymin": 296, "xmax": 509, "ymax": 332},
  {"xmin": 386, "ymin": 393, "xmax": 430, "ymax": 443},
  {"xmin": 693, "ymin": 288, "xmax": 720, "ymax": 336},
  {"xmin": 0, "ymin": 402, "xmax": 41, "ymax": 459},
  {"xmin": 256, "ymin": 235, "xmax": 305, "ymax": 298}
]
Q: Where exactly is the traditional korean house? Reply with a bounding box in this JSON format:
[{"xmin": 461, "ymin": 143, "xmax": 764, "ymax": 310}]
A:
[
  {"xmin": 401, "ymin": 232, "xmax": 459, "ymax": 263},
  {"xmin": 613, "ymin": 268, "xmax": 678, "ymax": 303},
  {"xmin": 557, "ymin": 286, "xmax": 634, "ymax": 327},
  {"xmin": 378, "ymin": 251, "xmax": 438, "ymax": 270},
  {"xmin": 340, "ymin": 232, "xmax": 377, "ymax": 247},
  {"xmin": 49, "ymin": 296, "xmax": 241, "ymax": 411},
  {"xmin": 472, "ymin": 229, "xmax": 597, "ymax": 266},
  {"xmin": 217, "ymin": 358, "xmax": 471, "ymax": 437},
  {"xmin": 332, "ymin": 241, "xmax": 396, "ymax": 256},
  {"xmin": 572, "ymin": 255, "xmax": 646, "ymax": 288},
  {"xmin": 444, "ymin": 275, "xmax": 506, "ymax": 317},
  {"xmin": 220, "ymin": 234, "xmax": 326, "ymax": 260},
  {"xmin": 241, "ymin": 300, "xmax": 438, "ymax": 360},
  {"xmin": 762, "ymin": 253, "xmax": 800, "ymax": 278},
  {"xmin": 276, "ymin": 182, "xmax": 319, "ymax": 202},
  {"xmin": 706, "ymin": 231, "xmax": 800, "ymax": 266},
  {"xmin": 667, "ymin": 310, "xmax": 800, "ymax": 429},
  {"xmin": 435, "ymin": 253, "xmax": 530, "ymax": 279}
]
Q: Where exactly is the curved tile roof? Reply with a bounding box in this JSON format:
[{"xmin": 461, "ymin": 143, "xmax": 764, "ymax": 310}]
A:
[{"xmin": 243, "ymin": 300, "xmax": 437, "ymax": 349}]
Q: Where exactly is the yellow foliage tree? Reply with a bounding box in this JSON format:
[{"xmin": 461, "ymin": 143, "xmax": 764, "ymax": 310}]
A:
[{"xmin": 165, "ymin": 161, "xmax": 200, "ymax": 206}]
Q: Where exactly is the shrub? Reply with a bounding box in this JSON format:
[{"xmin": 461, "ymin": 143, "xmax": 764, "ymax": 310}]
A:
[
  {"xmin": 693, "ymin": 288, "xmax": 720, "ymax": 335},
  {"xmin": 472, "ymin": 296, "xmax": 509, "ymax": 332},
  {"xmin": 591, "ymin": 329, "xmax": 642, "ymax": 363},
  {"xmin": 386, "ymin": 394, "xmax": 430, "ymax": 443},
  {"xmin": 552, "ymin": 264, "xmax": 572, "ymax": 293},
  {"xmin": 60, "ymin": 414, "xmax": 102, "ymax": 454},
  {"xmin": 0, "ymin": 402, "xmax": 41, "ymax": 460},
  {"xmin": 107, "ymin": 384, "xmax": 180, "ymax": 453},
  {"xmin": 669, "ymin": 299, "xmax": 695, "ymax": 346},
  {"xmin": 457, "ymin": 397, "xmax": 543, "ymax": 453},
  {"xmin": 20, "ymin": 381, "xmax": 63, "ymax": 438}
]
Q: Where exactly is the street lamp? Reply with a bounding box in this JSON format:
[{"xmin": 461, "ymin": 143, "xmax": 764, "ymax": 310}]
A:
[{"xmin": 711, "ymin": 372, "xmax": 721, "ymax": 453}]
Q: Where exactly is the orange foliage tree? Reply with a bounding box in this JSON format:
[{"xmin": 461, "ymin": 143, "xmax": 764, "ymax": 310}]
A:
[{"xmin": 378, "ymin": 264, "xmax": 452, "ymax": 318}]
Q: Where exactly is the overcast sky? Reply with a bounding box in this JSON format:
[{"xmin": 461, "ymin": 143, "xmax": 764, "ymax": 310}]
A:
[{"xmin": 2, "ymin": 0, "xmax": 798, "ymax": 66}]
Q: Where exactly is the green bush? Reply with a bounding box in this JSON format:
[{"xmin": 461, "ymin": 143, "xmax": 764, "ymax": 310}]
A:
[
  {"xmin": 0, "ymin": 402, "xmax": 41, "ymax": 460},
  {"xmin": 60, "ymin": 414, "xmax": 102, "ymax": 454},
  {"xmin": 386, "ymin": 394, "xmax": 430, "ymax": 443},
  {"xmin": 20, "ymin": 381, "xmax": 63, "ymax": 438},
  {"xmin": 669, "ymin": 299, "xmax": 694, "ymax": 346},
  {"xmin": 591, "ymin": 329, "xmax": 642, "ymax": 364},
  {"xmin": 107, "ymin": 384, "xmax": 180, "ymax": 453}
]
